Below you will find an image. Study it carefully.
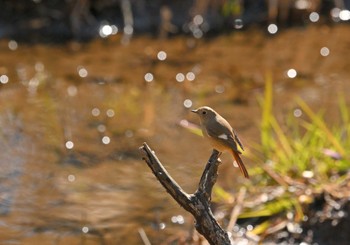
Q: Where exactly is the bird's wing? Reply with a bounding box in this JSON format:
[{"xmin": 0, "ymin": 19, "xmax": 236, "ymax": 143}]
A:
[
  {"xmin": 232, "ymin": 129, "xmax": 244, "ymax": 151},
  {"xmin": 205, "ymin": 116, "xmax": 242, "ymax": 154}
]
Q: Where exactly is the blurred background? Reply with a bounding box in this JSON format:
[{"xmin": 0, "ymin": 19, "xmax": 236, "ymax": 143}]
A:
[{"xmin": 0, "ymin": 0, "xmax": 350, "ymax": 244}]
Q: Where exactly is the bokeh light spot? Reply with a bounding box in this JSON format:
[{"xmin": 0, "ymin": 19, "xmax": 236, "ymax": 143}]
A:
[
  {"xmin": 97, "ymin": 124, "xmax": 106, "ymax": 133},
  {"xmin": 267, "ymin": 24, "xmax": 278, "ymax": 34},
  {"xmin": 234, "ymin": 19, "xmax": 244, "ymax": 29},
  {"xmin": 35, "ymin": 62, "xmax": 44, "ymax": 72},
  {"xmin": 215, "ymin": 85, "xmax": 225, "ymax": 94},
  {"xmin": 159, "ymin": 223, "xmax": 166, "ymax": 230},
  {"xmin": 179, "ymin": 119, "xmax": 189, "ymax": 127},
  {"xmin": 8, "ymin": 40, "xmax": 18, "ymax": 50},
  {"xmin": 68, "ymin": 174, "xmax": 76, "ymax": 182},
  {"xmin": 82, "ymin": 226, "xmax": 89, "ymax": 233},
  {"xmin": 320, "ymin": 47, "xmax": 330, "ymax": 57},
  {"xmin": 309, "ymin": 12, "xmax": 320, "ymax": 22},
  {"xmin": 144, "ymin": 73, "xmax": 154, "ymax": 82},
  {"xmin": 295, "ymin": 0, "xmax": 310, "ymax": 9},
  {"xmin": 339, "ymin": 9, "xmax": 350, "ymax": 21},
  {"xmin": 125, "ymin": 130, "xmax": 134, "ymax": 138},
  {"xmin": 176, "ymin": 73, "xmax": 185, "ymax": 82},
  {"xmin": 331, "ymin": 8, "xmax": 341, "ymax": 21},
  {"xmin": 99, "ymin": 24, "xmax": 113, "ymax": 38},
  {"xmin": 186, "ymin": 72, "xmax": 195, "ymax": 81},
  {"xmin": 65, "ymin": 141, "xmax": 74, "ymax": 149},
  {"xmin": 157, "ymin": 51, "xmax": 167, "ymax": 61},
  {"xmin": 247, "ymin": 225, "xmax": 254, "ymax": 231},
  {"xmin": 124, "ymin": 25, "xmax": 134, "ymax": 35},
  {"xmin": 0, "ymin": 75, "xmax": 9, "ymax": 84},
  {"xmin": 183, "ymin": 99, "xmax": 192, "ymax": 108},
  {"xmin": 67, "ymin": 85, "xmax": 78, "ymax": 96},
  {"xmin": 193, "ymin": 15, "xmax": 204, "ymax": 25},
  {"xmin": 294, "ymin": 108, "xmax": 302, "ymax": 117},
  {"xmin": 287, "ymin": 69, "xmax": 297, "ymax": 78},
  {"xmin": 77, "ymin": 66, "xmax": 88, "ymax": 78},
  {"xmin": 91, "ymin": 108, "xmax": 100, "ymax": 117},
  {"xmin": 171, "ymin": 215, "xmax": 185, "ymax": 224},
  {"xmin": 106, "ymin": 109, "xmax": 115, "ymax": 117},
  {"xmin": 102, "ymin": 136, "xmax": 111, "ymax": 145},
  {"xmin": 193, "ymin": 29, "xmax": 203, "ymax": 39}
]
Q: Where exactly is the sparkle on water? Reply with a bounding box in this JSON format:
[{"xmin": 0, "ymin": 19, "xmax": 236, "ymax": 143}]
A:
[
  {"xmin": 97, "ymin": 124, "xmax": 106, "ymax": 133},
  {"xmin": 125, "ymin": 130, "xmax": 133, "ymax": 138},
  {"xmin": 8, "ymin": 40, "xmax": 18, "ymax": 50},
  {"xmin": 267, "ymin": 24, "xmax": 278, "ymax": 34},
  {"xmin": 67, "ymin": 85, "xmax": 78, "ymax": 96},
  {"xmin": 179, "ymin": 119, "xmax": 189, "ymax": 127},
  {"xmin": 102, "ymin": 136, "xmax": 111, "ymax": 145},
  {"xmin": 67, "ymin": 174, "xmax": 76, "ymax": 182},
  {"xmin": 0, "ymin": 75, "xmax": 9, "ymax": 84},
  {"xmin": 320, "ymin": 47, "xmax": 330, "ymax": 57},
  {"xmin": 144, "ymin": 72, "xmax": 154, "ymax": 82},
  {"xmin": 339, "ymin": 9, "xmax": 350, "ymax": 21},
  {"xmin": 82, "ymin": 226, "xmax": 89, "ymax": 233},
  {"xmin": 193, "ymin": 15, "xmax": 204, "ymax": 26},
  {"xmin": 331, "ymin": 8, "xmax": 341, "ymax": 21},
  {"xmin": 287, "ymin": 69, "xmax": 297, "ymax": 78},
  {"xmin": 215, "ymin": 85, "xmax": 225, "ymax": 94},
  {"xmin": 65, "ymin": 141, "xmax": 74, "ymax": 149},
  {"xmin": 330, "ymin": 8, "xmax": 350, "ymax": 21},
  {"xmin": 295, "ymin": 0, "xmax": 310, "ymax": 9},
  {"xmin": 91, "ymin": 108, "xmax": 100, "ymax": 117},
  {"xmin": 183, "ymin": 99, "xmax": 192, "ymax": 108},
  {"xmin": 171, "ymin": 215, "xmax": 185, "ymax": 224},
  {"xmin": 293, "ymin": 108, "xmax": 302, "ymax": 117},
  {"xmin": 176, "ymin": 73, "xmax": 185, "ymax": 82},
  {"xmin": 99, "ymin": 24, "xmax": 118, "ymax": 38},
  {"xmin": 186, "ymin": 72, "xmax": 195, "ymax": 81},
  {"xmin": 309, "ymin": 12, "xmax": 320, "ymax": 22},
  {"xmin": 77, "ymin": 66, "xmax": 88, "ymax": 78},
  {"xmin": 159, "ymin": 222, "xmax": 166, "ymax": 230},
  {"xmin": 124, "ymin": 25, "xmax": 134, "ymax": 35},
  {"xmin": 35, "ymin": 62, "xmax": 45, "ymax": 72},
  {"xmin": 106, "ymin": 109, "xmax": 115, "ymax": 117},
  {"xmin": 100, "ymin": 25, "xmax": 112, "ymax": 37},
  {"xmin": 234, "ymin": 19, "xmax": 244, "ymax": 29},
  {"xmin": 157, "ymin": 51, "xmax": 167, "ymax": 61}
]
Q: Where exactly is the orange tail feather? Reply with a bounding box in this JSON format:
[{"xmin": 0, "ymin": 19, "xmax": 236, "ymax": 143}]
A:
[{"xmin": 232, "ymin": 150, "xmax": 249, "ymax": 179}]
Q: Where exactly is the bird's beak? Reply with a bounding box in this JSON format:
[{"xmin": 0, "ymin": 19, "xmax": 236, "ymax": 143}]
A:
[{"xmin": 191, "ymin": 109, "xmax": 198, "ymax": 113}]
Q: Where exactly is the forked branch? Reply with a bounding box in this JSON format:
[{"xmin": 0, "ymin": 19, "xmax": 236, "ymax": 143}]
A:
[{"xmin": 140, "ymin": 142, "xmax": 232, "ymax": 245}]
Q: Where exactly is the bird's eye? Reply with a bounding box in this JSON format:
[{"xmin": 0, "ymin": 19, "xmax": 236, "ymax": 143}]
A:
[{"xmin": 202, "ymin": 111, "xmax": 207, "ymax": 115}]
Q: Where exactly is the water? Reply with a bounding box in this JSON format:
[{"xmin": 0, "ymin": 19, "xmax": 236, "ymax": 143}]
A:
[{"xmin": 0, "ymin": 25, "xmax": 349, "ymax": 244}]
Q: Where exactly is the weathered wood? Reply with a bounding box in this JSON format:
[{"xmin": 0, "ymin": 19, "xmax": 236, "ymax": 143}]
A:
[{"xmin": 140, "ymin": 142, "xmax": 232, "ymax": 245}]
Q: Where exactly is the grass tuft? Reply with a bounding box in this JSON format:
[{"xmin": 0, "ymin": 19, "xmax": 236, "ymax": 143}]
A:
[{"xmin": 236, "ymin": 74, "xmax": 350, "ymax": 237}]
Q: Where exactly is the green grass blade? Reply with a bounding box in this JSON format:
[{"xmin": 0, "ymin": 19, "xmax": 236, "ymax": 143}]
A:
[
  {"xmin": 297, "ymin": 98, "xmax": 345, "ymax": 156},
  {"xmin": 270, "ymin": 116, "xmax": 293, "ymax": 157},
  {"xmin": 239, "ymin": 196, "xmax": 294, "ymax": 219},
  {"xmin": 261, "ymin": 72, "xmax": 273, "ymax": 157}
]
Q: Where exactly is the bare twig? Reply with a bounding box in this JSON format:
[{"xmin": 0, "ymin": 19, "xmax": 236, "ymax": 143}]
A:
[
  {"xmin": 138, "ymin": 228, "xmax": 152, "ymax": 245},
  {"xmin": 140, "ymin": 142, "xmax": 232, "ymax": 245},
  {"xmin": 227, "ymin": 187, "xmax": 246, "ymax": 232}
]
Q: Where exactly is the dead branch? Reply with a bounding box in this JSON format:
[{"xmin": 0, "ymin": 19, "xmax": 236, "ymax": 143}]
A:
[{"xmin": 140, "ymin": 142, "xmax": 232, "ymax": 245}]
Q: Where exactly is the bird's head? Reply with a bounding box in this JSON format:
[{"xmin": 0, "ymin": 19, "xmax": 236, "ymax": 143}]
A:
[{"xmin": 191, "ymin": 106, "xmax": 217, "ymax": 122}]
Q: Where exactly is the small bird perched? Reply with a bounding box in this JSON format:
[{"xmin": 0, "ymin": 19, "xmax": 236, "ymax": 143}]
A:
[{"xmin": 192, "ymin": 106, "xmax": 249, "ymax": 179}]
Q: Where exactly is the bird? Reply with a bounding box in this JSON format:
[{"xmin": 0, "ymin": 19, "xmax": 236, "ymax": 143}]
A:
[{"xmin": 191, "ymin": 106, "xmax": 249, "ymax": 179}]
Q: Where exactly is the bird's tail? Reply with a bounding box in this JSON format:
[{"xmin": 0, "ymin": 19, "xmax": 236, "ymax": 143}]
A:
[{"xmin": 232, "ymin": 150, "xmax": 249, "ymax": 179}]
